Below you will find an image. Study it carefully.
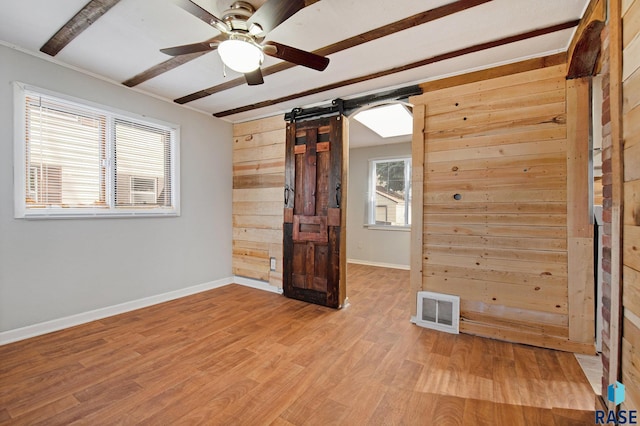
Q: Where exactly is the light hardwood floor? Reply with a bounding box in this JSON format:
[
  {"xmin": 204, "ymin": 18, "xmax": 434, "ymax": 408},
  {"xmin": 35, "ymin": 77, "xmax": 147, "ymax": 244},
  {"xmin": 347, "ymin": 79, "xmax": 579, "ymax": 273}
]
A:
[{"xmin": 0, "ymin": 264, "xmax": 596, "ymax": 425}]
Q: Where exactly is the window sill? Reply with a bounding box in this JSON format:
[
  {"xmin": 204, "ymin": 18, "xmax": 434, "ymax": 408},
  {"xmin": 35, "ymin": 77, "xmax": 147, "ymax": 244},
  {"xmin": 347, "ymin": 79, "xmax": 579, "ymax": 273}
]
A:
[
  {"xmin": 364, "ymin": 225, "xmax": 411, "ymax": 232},
  {"xmin": 17, "ymin": 209, "xmax": 180, "ymax": 219}
]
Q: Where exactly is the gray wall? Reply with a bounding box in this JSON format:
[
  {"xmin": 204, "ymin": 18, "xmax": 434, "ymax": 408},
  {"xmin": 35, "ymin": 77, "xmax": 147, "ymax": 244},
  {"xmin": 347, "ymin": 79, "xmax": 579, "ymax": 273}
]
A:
[
  {"xmin": 347, "ymin": 142, "xmax": 411, "ymax": 268},
  {"xmin": 0, "ymin": 45, "xmax": 233, "ymax": 332}
]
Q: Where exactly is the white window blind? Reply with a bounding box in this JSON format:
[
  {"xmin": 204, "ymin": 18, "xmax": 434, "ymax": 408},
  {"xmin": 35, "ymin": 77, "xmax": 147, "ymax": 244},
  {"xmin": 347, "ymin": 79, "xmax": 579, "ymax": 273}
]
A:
[
  {"xmin": 114, "ymin": 120, "xmax": 172, "ymax": 208},
  {"xmin": 25, "ymin": 95, "xmax": 106, "ymax": 209},
  {"xmin": 15, "ymin": 83, "xmax": 179, "ymax": 218}
]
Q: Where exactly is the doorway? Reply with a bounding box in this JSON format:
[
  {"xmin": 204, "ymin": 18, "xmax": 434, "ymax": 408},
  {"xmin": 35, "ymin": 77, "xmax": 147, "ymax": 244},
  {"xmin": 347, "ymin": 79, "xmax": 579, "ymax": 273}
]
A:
[{"xmin": 345, "ymin": 102, "xmax": 413, "ymax": 271}]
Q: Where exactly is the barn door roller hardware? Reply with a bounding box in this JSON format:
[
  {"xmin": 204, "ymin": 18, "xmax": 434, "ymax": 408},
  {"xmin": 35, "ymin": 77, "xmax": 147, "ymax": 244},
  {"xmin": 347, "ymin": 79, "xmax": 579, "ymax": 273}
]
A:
[{"xmin": 285, "ymin": 85, "xmax": 422, "ymax": 122}]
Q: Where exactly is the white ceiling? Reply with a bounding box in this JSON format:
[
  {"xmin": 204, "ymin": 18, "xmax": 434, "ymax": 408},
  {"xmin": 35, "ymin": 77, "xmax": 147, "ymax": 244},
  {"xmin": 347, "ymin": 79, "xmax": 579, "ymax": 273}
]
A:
[{"xmin": 0, "ymin": 0, "xmax": 589, "ymax": 147}]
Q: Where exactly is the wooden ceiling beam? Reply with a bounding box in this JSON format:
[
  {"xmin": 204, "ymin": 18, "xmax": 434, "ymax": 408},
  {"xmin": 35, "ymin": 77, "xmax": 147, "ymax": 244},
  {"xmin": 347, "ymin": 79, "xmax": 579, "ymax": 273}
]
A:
[
  {"xmin": 40, "ymin": 0, "xmax": 121, "ymax": 56},
  {"xmin": 122, "ymin": 38, "xmax": 219, "ymax": 88},
  {"xmin": 566, "ymin": 0, "xmax": 605, "ymax": 79},
  {"xmin": 213, "ymin": 19, "xmax": 579, "ymax": 118},
  {"xmin": 172, "ymin": 0, "xmax": 493, "ymax": 103}
]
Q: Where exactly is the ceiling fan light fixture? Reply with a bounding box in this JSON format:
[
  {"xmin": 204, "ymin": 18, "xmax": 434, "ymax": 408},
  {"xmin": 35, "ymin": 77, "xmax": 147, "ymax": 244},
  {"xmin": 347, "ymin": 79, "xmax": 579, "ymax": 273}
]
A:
[{"xmin": 218, "ymin": 38, "xmax": 264, "ymax": 73}]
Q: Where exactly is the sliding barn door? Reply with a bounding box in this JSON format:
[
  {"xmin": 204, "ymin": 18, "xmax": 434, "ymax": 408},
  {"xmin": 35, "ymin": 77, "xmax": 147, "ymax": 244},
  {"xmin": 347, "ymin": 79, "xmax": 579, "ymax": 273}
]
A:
[{"xmin": 283, "ymin": 116, "xmax": 347, "ymax": 308}]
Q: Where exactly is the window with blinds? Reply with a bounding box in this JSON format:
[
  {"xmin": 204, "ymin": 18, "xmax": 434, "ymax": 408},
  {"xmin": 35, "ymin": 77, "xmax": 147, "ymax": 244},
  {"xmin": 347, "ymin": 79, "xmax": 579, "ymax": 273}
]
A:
[{"xmin": 14, "ymin": 83, "xmax": 179, "ymax": 218}]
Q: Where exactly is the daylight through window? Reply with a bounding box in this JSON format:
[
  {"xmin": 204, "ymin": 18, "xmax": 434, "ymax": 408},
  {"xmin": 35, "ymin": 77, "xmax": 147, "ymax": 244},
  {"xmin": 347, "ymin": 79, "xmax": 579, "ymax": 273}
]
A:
[
  {"xmin": 368, "ymin": 158, "xmax": 412, "ymax": 227},
  {"xmin": 15, "ymin": 84, "xmax": 179, "ymax": 218}
]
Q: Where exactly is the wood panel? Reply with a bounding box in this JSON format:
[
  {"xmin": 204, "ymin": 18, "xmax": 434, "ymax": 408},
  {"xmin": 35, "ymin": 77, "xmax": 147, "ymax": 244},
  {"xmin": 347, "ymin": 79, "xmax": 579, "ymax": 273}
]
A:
[
  {"xmin": 622, "ymin": 0, "xmax": 640, "ymax": 411},
  {"xmin": 424, "ymin": 77, "xmax": 566, "ymax": 118},
  {"xmin": 411, "ymin": 61, "xmax": 595, "ymax": 353},
  {"xmin": 606, "ymin": 0, "xmax": 626, "ymax": 405},
  {"xmin": 410, "ymin": 104, "xmax": 426, "ymax": 318},
  {"xmin": 566, "ymin": 79, "xmax": 595, "ymax": 344},
  {"xmin": 414, "ymin": 64, "xmax": 568, "ymax": 104},
  {"xmin": 622, "ymin": 316, "xmax": 640, "ymax": 411},
  {"xmin": 232, "ymin": 116, "xmax": 287, "ymax": 288},
  {"xmin": 623, "ymin": 266, "xmax": 640, "ymax": 325}
]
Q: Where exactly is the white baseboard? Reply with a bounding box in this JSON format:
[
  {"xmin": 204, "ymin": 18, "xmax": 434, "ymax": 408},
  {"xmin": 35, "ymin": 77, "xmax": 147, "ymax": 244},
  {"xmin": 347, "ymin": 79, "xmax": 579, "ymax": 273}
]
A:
[
  {"xmin": 0, "ymin": 277, "xmax": 236, "ymax": 345},
  {"xmin": 347, "ymin": 258, "xmax": 410, "ymax": 270},
  {"xmin": 233, "ymin": 276, "xmax": 283, "ymax": 294},
  {"xmin": 0, "ymin": 275, "xmax": 287, "ymax": 346}
]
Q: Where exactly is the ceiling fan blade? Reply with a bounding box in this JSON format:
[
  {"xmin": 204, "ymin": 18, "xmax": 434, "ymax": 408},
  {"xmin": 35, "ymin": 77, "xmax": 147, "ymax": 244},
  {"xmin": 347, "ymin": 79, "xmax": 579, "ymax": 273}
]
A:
[
  {"xmin": 174, "ymin": 0, "xmax": 229, "ymax": 33},
  {"xmin": 247, "ymin": 0, "xmax": 306, "ymax": 34},
  {"xmin": 160, "ymin": 38, "xmax": 221, "ymax": 56},
  {"xmin": 263, "ymin": 42, "xmax": 329, "ymax": 71},
  {"xmin": 244, "ymin": 68, "xmax": 264, "ymax": 85}
]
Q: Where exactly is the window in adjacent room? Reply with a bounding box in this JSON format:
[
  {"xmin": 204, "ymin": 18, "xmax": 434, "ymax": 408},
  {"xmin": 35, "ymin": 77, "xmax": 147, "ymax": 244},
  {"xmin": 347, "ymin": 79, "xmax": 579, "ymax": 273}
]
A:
[
  {"xmin": 367, "ymin": 157, "xmax": 411, "ymax": 227},
  {"xmin": 14, "ymin": 83, "xmax": 180, "ymax": 218}
]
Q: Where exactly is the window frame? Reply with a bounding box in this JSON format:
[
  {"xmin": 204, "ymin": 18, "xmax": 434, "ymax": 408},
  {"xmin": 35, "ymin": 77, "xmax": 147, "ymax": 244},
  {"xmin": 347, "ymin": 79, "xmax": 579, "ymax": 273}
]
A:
[
  {"xmin": 13, "ymin": 82, "xmax": 180, "ymax": 219},
  {"xmin": 366, "ymin": 156, "xmax": 412, "ymax": 229}
]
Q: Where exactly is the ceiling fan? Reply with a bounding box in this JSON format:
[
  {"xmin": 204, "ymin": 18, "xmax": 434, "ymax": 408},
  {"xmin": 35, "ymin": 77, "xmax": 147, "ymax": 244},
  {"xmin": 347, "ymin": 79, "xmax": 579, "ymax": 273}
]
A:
[{"xmin": 161, "ymin": 0, "xmax": 330, "ymax": 85}]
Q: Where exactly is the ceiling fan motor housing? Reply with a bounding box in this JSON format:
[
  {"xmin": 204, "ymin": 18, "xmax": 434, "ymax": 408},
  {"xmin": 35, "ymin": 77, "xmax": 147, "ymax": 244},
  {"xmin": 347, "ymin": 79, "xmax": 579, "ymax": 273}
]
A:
[{"xmin": 222, "ymin": 1, "xmax": 256, "ymax": 32}]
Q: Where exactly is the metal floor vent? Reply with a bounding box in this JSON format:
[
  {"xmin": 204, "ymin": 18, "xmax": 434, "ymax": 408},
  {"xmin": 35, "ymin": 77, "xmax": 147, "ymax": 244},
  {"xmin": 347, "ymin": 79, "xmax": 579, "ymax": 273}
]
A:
[{"xmin": 414, "ymin": 291, "xmax": 460, "ymax": 334}]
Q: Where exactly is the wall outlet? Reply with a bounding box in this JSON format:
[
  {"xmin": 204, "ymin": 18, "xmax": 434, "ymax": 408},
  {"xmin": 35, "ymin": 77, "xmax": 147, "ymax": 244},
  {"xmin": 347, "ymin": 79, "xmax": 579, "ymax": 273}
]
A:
[{"xmin": 270, "ymin": 257, "xmax": 276, "ymax": 271}]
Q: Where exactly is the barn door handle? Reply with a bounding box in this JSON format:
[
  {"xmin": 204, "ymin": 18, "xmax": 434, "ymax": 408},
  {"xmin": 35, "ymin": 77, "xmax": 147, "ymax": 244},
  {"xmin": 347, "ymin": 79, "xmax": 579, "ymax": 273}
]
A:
[
  {"xmin": 336, "ymin": 183, "xmax": 341, "ymax": 208},
  {"xmin": 284, "ymin": 184, "xmax": 294, "ymax": 206}
]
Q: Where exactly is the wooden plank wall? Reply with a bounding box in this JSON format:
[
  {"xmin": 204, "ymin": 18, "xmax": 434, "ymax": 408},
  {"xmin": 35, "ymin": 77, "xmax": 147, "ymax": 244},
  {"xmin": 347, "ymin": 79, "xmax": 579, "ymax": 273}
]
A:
[
  {"xmin": 621, "ymin": 0, "xmax": 640, "ymax": 411},
  {"xmin": 410, "ymin": 62, "xmax": 595, "ymax": 353},
  {"xmin": 232, "ymin": 116, "xmax": 286, "ymax": 288}
]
